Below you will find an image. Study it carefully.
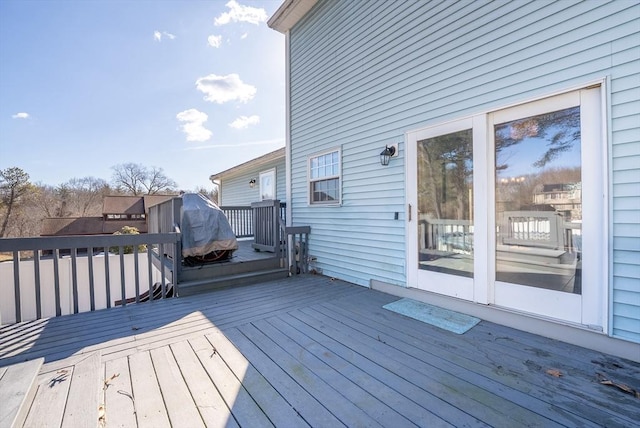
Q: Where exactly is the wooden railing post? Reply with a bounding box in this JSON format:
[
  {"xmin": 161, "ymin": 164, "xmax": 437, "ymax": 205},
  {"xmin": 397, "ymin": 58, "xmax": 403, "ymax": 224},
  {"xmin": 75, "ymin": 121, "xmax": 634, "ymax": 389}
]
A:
[{"xmin": 285, "ymin": 226, "xmax": 311, "ymax": 275}]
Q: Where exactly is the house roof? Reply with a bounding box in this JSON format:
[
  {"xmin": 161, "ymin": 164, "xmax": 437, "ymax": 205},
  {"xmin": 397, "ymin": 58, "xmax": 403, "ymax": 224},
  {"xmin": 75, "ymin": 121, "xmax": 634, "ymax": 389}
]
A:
[
  {"xmin": 268, "ymin": 0, "xmax": 317, "ymax": 33},
  {"xmin": 102, "ymin": 195, "xmax": 175, "ymax": 214},
  {"xmin": 41, "ymin": 194, "xmax": 175, "ymax": 237},
  {"xmin": 103, "ymin": 196, "xmax": 145, "ymax": 215},
  {"xmin": 41, "ymin": 217, "xmax": 105, "ymax": 236},
  {"xmin": 142, "ymin": 195, "xmax": 176, "ymax": 210},
  {"xmin": 209, "ymin": 147, "xmax": 285, "ymax": 182},
  {"xmin": 41, "ymin": 217, "xmax": 149, "ymax": 236}
]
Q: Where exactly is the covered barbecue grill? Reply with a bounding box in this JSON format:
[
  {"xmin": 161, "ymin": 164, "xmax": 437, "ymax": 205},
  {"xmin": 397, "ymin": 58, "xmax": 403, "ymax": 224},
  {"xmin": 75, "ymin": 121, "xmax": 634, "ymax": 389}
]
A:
[{"xmin": 181, "ymin": 193, "xmax": 238, "ymax": 265}]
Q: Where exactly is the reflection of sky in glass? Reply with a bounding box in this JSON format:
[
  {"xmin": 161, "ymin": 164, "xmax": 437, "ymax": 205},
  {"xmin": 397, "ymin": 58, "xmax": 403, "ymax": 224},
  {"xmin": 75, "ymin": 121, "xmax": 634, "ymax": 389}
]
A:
[{"xmin": 496, "ymin": 107, "xmax": 581, "ymax": 178}]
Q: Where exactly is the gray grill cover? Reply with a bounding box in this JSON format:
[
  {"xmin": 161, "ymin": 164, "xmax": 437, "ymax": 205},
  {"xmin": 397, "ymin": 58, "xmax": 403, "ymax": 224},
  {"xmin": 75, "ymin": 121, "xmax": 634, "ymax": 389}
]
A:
[{"xmin": 181, "ymin": 193, "xmax": 238, "ymax": 257}]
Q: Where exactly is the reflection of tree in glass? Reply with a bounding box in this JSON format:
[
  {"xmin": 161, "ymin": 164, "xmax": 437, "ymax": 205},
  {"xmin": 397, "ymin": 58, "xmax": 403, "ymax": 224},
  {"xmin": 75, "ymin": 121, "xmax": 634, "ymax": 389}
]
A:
[
  {"xmin": 495, "ymin": 106, "xmax": 580, "ymax": 170},
  {"xmin": 418, "ymin": 130, "xmax": 473, "ymax": 220}
]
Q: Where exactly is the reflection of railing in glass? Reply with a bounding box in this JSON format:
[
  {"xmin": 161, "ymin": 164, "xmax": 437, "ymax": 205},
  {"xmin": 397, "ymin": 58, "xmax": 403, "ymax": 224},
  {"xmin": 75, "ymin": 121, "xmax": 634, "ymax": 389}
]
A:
[
  {"xmin": 418, "ymin": 216, "xmax": 474, "ymax": 278},
  {"xmin": 417, "ymin": 128, "xmax": 474, "ymax": 278},
  {"xmin": 496, "ymin": 211, "xmax": 582, "ymax": 294},
  {"xmin": 494, "ymin": 106, "xmax": 582, "ymax": 294}
]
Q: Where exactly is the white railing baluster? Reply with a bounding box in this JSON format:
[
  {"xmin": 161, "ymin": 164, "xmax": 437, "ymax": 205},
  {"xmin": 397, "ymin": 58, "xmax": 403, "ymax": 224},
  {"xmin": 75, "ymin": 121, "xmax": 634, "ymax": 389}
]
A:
[
  {"xmin": 88, "ymin": 248, "xmax": 95, "ymax": 311},
  {"xmin": 33, "ymin": 250, "xmax": 41, "ymax": 320},
  {"xmin": 119, "ymin": 247, "xmax": 126, "ymax": 306},
  {"xmin": 71, "ymin": 248, "xmax": 79, "ymax": 314},
  {"xmin": 12, "ymin": 251, "xmax": 21, "ymax": 322},
  {"xmin": 53, "ymin": 249, "xmax": 61, "ymax": 316},
  {"xmin": 104, "ymin": 248, "xmax": 111, "ymax": 309},
  {"xmin": 134, "ymin": 246, "xmax": 140, "ymax": 304}
]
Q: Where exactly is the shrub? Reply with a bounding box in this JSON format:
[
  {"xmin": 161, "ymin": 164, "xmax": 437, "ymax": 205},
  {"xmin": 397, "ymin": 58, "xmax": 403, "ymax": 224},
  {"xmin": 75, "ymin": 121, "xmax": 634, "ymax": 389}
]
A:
[{"xmin": 109, "ymin": 226, "xmax": 147, "ymax": 254}]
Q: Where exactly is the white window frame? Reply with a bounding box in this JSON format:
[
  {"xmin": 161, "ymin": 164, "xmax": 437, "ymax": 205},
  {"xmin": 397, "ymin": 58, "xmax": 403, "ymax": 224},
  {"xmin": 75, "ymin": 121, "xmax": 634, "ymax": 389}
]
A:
[{"xmin": 308, "ymin": 147, "xmax": 341, "ymax": 206}]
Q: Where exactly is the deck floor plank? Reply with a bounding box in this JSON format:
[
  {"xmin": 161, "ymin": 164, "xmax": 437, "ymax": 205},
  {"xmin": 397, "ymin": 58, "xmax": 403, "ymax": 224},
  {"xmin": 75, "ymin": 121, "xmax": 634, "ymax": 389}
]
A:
[
  {"xmin": 251, "ymin": 316, "xmax": 415, "ymax": 427},
  {"xmin": 22, "ymin": 365, "xmax": 72, "ymax": 428},
  {"xmin": 128, "ymin": 350, "xmax": 171, "ymax": 428},
  {"xmin": 150, "ymin": 346, "xmax": 206, "ymax": 428},
  {"xmin": 236, "ymin": 322, "xmax": 385, "ymax": 428},
  {"xmin": 103, "ymin": 357, "xmax": 138, "ymax": 428},
  {"xmin": 309, "ymin": 303, "xmax": 592, "ymax": 427},
  {"xmin": 294, "ymin": 306, "xmax": 554, "ymax": 427},
  {"xmin": 1, "ymin": 276, "xmax": 639, "ymax": 427},
  {"xmin": 60, "ymin": 352, "xmax": 101, "ymax": 428},
  {"xmin": 190, "ymin": 336, "xmax": 274, "ymax": 428},
  {"xmin": 204, "ymin": 329, "xmax": 310, "ymax": 428},
  {"xmin": 267, "ymin": 313, "xmax": 457, "ymax": 428},
  {"xmin": 328, "ymin": 293, "xmax": 640, "ymax": 426},
  {"xmin": 169, "ymin": 340, "xmax": 239, "ymax": 428},
  {"xmin": 278, "ymin": 310, "xmax": 480, "ymax": 427},
  {"xmin": 0, "ymin": 278, "xmax": 363, "ymax": 367},
  {"xmin": 224, "ymin": 326, "xmax": 345, "ymax": 428}
]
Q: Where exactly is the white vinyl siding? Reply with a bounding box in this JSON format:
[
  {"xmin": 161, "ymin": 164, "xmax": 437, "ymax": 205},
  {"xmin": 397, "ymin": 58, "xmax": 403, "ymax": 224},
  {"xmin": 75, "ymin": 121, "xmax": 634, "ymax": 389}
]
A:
[{"xmin": 288, "ymin": 0, "xmax": 639, "ymax": 341}]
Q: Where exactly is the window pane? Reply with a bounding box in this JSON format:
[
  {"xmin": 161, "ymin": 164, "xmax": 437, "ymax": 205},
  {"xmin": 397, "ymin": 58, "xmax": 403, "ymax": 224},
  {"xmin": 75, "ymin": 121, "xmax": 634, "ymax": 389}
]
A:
[
  {"xmin": 417, "ymin": 129, "xmax": 473, "ymax": 278},
  {"xmin": 312, "ymin": 178, "xmax": 339, "ymax": 203},
  {"xmin": 310, "ymin": 151, "xmax": 340, "ymax": 204},
  {"xmin": 495, "ymin": 106, "xmax": 582, "ymax": 294}
]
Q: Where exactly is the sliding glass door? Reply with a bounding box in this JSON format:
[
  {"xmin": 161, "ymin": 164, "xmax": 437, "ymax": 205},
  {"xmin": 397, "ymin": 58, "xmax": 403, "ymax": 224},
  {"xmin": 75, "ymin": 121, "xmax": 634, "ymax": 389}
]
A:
[{"xmin": 407, "ymin": 87, "xmax": 606, "ymax": 327}]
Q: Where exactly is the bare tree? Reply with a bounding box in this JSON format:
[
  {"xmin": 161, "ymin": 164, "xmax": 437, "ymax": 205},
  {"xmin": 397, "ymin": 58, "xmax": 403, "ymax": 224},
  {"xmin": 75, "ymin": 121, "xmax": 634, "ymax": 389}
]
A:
[
  {"xmin": 143, "ymin": 166, "xmax": 178, "ymax": 195},
  {"xmin": 192, "ymin": 186, "xmax": 219, "ymax": 205},
  {"xmin": 111, "ymin": 163, "xmax": 177, "ymax": 195},
  {"xmin": 63, "ymin": 177, "xmax": 110, "ymax": 216},
  {"xmin": 0, "ymin": 167, "xmax": 32, "ymax": 237}
]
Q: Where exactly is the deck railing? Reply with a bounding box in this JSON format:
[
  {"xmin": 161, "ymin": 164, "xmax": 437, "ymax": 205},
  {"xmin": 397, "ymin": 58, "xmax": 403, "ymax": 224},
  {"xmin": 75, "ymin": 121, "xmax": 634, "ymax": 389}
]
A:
[
  {"xmin": 220, "ymin": 202, "xmax": 286, "ymax": 238},
  {"xmin": 419, "ymin": 211, "xmax": 581, "ymax": 254},
  {"xmin": 0, "ymin": 232, "xmax": 180, "ymax": 325},
  {"xmin": 251, "ymin": 199, "xmax": 282, "ymax": 252}
]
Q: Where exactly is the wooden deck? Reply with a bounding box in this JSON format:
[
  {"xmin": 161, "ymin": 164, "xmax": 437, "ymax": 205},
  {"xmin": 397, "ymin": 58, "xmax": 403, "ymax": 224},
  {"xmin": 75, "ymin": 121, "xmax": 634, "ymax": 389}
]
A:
[{"xmin": 1, "ymin": 275, "xmax": 638, "ymax": 427}]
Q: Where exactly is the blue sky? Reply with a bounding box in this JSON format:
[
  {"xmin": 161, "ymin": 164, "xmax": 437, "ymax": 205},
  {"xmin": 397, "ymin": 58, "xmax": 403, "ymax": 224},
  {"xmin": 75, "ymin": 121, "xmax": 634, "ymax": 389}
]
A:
[{"xmin": 0, "ymin": 0, "xmax": 285, "ymax": 191}]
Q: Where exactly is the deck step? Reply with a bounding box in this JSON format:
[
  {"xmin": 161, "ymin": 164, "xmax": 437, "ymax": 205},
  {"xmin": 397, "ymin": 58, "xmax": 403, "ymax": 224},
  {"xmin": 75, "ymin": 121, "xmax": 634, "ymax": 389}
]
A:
[
  {"xmin": 178, "ymin": 268, "xmax": 289, "ymax": 296},
  {"xmin": 0, "ymin": 358, "xmax": 43, "ymax": 428},
  {"xmin": 179, "ymin": 257, "xmax": 283, "ymax": 282}
]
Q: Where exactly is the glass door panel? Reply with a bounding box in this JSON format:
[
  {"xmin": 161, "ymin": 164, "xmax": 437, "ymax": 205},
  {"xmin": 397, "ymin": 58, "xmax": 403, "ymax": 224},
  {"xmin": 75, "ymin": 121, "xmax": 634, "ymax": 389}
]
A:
[
  {"xmin": 494, "ymin": 107, "xmax": 582, "ymax": 294},
  {"xmin": 418, "ymin": 129, "xmax": 474, "ymax": 278}
]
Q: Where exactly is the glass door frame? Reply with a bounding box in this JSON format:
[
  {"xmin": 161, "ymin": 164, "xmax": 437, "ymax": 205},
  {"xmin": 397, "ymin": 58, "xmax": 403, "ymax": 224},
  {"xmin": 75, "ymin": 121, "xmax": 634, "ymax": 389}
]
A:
[
  {"xmin": 406, "ymin": 85, "xmax": 607, "ymax": 329},
  {"xmin": 489, "ymin": 88, "xmax": 607, "ymax": 327},
  {"xmin": 406, "ymin": 115, "xmax": 488, "ymax": 303}
]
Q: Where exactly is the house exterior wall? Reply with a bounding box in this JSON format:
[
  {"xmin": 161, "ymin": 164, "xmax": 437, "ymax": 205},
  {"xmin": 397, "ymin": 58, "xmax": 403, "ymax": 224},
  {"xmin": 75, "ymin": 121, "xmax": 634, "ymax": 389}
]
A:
[
  {"xmin": 287, "ymin": 0, "xmax": 639, "ymax": 342},
  {"xmin": 218, "ymin": 157, "xmax": 286, "ymax": 206}
]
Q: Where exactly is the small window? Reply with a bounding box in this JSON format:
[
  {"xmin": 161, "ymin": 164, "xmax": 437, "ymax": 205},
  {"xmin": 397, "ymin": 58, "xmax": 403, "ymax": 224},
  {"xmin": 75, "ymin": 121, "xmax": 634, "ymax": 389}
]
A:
[{"xmin": 308, "ymin": 149, "xmax": 340, "ymax": 205}]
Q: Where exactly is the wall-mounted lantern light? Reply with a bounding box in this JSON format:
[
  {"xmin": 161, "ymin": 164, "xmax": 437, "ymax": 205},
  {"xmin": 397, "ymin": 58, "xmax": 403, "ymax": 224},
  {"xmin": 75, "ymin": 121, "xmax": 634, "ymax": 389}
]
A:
[
  {"xmin": 249, "ymin": 178, "xmax": 256, "ymax": 188},
  {"xmin": 380, "ymin": 144, "xmax": 398, "ymax": 166}
]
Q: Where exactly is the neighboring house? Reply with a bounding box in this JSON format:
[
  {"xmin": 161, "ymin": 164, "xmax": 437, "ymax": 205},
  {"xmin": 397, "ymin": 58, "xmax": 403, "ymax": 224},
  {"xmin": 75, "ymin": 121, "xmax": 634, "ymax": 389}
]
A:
[
  {"xmin": 209, "ymin": 147, "xmax": 286, "ymax": 206},
  {"xmin": 269, "ymin": 0, "xmax": 639, "ymax": 359},
  {"xmin": 41, "ymin": 195, "xmax": 175, "ymax": 236}
]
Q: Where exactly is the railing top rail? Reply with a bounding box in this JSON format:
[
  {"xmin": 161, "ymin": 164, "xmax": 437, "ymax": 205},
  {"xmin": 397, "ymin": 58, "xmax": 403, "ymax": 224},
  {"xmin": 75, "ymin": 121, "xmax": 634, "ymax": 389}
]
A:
[
  {"xmin": 219, "ymin": 205, "xmax": 254, "ymax": 210},
  {"xmin": 285, "ymin": 226, "xmax": 310, "ymax": 234},
  {"xmin": 251, "ymin": 199, "xmax": 281, "ymax": 208},
  {"xmin": 0, "ymin": 232, "xmax": 180, "ymax": 252}
]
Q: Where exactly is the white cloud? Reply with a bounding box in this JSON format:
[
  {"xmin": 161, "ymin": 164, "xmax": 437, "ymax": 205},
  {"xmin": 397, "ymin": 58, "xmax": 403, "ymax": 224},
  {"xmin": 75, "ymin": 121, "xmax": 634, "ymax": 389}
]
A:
[
  {"xmin": 240, "ymin": 33, "xmax": 248, "ymax": 40},
  {"xmin": 195, "ymin": 73, "xmax": 256, "ymax": 104},
  {"xmin": 214, "ymin": 0, "xmax": 267, "ymax": 26},
  {"xmin": 11, "ymin": 112, "xmax": 30, "ymax": 119},
  {"xmin": 176, "ymin": 109, "xmax": 212, "ymax": 142},
  {"xmin": 229, "ymin": 115, "xmax": 260, "ymax": 129},
  {"xmin": 154, "ymin": 30, "xmax": 176, "ymax": 42},
  {"xmin": 207, "ymin": 35, "xmax": 222, "ymax": 48}
]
